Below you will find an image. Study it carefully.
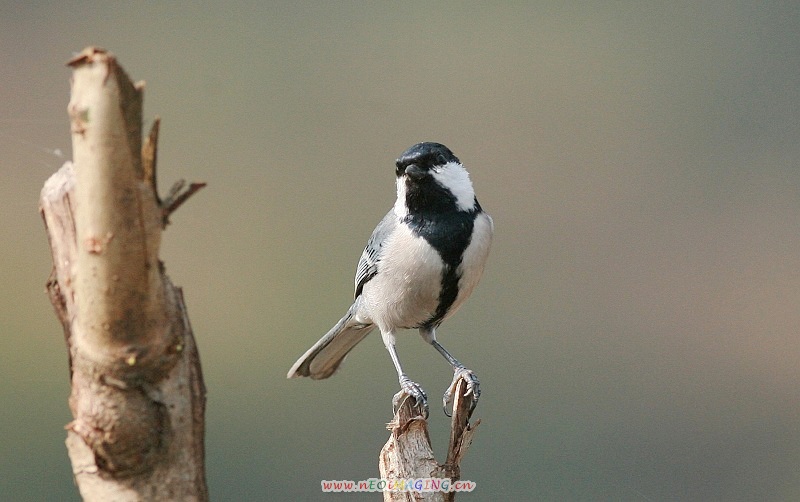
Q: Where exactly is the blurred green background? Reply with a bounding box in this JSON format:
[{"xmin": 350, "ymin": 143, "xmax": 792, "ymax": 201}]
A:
[{"xmin": 2, "ymin": 2, "xmax": 799, "ymax": 501}]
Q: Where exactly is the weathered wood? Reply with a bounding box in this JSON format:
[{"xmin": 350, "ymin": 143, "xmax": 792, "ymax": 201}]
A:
[
  {"xmin": 379, "ymin": 378, "xmax": 481, "ymax": 501},
  {"xmin": 40, "ymin": 47, "xmax": 207, "ymax": 501}
]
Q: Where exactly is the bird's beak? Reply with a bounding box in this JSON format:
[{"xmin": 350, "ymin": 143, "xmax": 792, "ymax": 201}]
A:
[{"xmin": 404, "ymin": 164, "xmax": 425, "ymax": 180}]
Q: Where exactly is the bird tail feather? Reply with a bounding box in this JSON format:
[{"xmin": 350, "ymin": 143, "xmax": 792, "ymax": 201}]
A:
[{"xmin": 287, "ymin": 303, "xmax": 374, "ymax": 380}]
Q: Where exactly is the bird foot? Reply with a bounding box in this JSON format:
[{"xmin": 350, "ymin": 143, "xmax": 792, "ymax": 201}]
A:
[
  {"xmin": 443, "ymin": 367, "xmax": 480, "ymax": 417},
  {"xmin": 393, "ymin": 375, "xmax": 428, "ymax": 419}
]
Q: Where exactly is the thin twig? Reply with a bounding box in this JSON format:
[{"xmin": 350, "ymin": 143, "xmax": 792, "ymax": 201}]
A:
[{"xmin": 161, "ymin": 180, "xmax": 207, "ymax": 226}]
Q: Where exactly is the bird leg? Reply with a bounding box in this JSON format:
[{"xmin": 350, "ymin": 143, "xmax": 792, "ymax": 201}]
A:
[
  {"xmin": 383, "ymin": 332, "xmax": 428, "ymax": 418},
  {"xmin": 429, "ymin": 338, "xmax": 480, "ymax": 417}
]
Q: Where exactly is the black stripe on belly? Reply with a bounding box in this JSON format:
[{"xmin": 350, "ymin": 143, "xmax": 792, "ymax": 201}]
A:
[{"xmin": 403, "ymin": 210, "xmax": 476, "ymax": 328}]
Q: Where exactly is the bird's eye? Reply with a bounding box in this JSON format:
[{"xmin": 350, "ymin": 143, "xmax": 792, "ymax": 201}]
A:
[{"xmin": 436, "ymin": 153, "xmax": 448, "ymax": 165}]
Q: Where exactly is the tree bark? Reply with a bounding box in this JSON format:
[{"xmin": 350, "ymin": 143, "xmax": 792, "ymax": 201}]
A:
[
  {"xmin": 40, "ymin": 47, "xmax": 208, "ymax": 501},
  {"xmin": 379, "ymin": 378, "xmax": 481, "ymax": 502}
]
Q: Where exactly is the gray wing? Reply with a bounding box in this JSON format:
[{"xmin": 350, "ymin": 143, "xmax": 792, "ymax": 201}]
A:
[{"xmin": 354, "ymin": 210, "xmax": 397, "ymax": 299}]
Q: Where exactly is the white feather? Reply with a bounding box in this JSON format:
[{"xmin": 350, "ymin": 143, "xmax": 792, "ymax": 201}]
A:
[
  {"xmin": 431, "ymin": 161, "xmax": 476, "ymax": 212},
  {"xmin": 452, "ymin": 212, "xmax": 493, "ymax": 316},
  {"xmin": 360, "ymin": 223, "xmax": 444, "ymax": 332},
  {"xmin": 393, "ymin": 176, "xmax": 408, "ymax": 218}
]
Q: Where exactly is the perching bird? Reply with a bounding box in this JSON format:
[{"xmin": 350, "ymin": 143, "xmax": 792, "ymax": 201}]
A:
[{"xmin": 287, "ymin": 142, "xmax": 493, "ymax": 417}]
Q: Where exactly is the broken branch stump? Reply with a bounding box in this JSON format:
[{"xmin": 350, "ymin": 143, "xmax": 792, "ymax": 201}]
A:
[
  {"xmin": 379, "ymin": 378, "xmax": 481, "ymax": 502},
  {"xmin": 40, "ymin": 46, "xmax": 207, "ymax": 501}
]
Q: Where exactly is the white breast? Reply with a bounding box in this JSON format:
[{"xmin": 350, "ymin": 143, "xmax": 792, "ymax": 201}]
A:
[
  {"xmin": 447, "ymin": 212, "xmax": 494, "ymax": 320},
  {"xmin": 360, "ymin": 223, "xmax": 444, "ymax": 332},
  {"xmin": 359, "ymin": 212, "xmax": 493, "ymax": 332}
]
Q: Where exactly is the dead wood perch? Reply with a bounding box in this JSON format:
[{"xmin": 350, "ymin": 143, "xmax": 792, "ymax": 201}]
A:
[
  {"xmin": 379, "ymin": 378, "xmax": 481, "ymax": 502},
  {"xmin": 40, "ymin": 47, "xmax": 207, "ymax": 501}
]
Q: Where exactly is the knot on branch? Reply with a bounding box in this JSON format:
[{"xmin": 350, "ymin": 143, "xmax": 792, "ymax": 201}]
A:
[{"xmin": 68, "ymin": 372, "xmax": 168, "ymax": 478}]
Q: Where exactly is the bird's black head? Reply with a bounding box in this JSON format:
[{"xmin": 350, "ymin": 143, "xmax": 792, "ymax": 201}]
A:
[
  {"xmin": 393, "ymin": 142, "xmax": 477, "ymax": 216},
  {"xmin": 395, "ymin": 142, "xmax": 460, "ymax": 178}
]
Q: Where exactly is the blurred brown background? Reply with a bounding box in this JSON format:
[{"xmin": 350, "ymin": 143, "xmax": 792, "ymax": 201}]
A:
[{"xmin": 2, "ymin": 2, "xmax": 799, "ymax": 500}]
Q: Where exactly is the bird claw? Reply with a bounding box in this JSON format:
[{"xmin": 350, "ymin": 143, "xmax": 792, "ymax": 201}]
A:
[
  {"xmin": 443, "ymin": 367, "xmax": 480, "ymax": 417},
  {"xmin": 394, "ymin": 375, "xmax": 429, "ymax": 418}
]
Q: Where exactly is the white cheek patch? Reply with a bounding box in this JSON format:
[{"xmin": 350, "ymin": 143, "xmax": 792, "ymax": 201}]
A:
[
  {"xmin": 394, "ymin": 176, "xmax": 408, "ymax": 218},
  {"xmin": 431, "ymin": 161, "xmax": 476, "ymax": 211}
]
